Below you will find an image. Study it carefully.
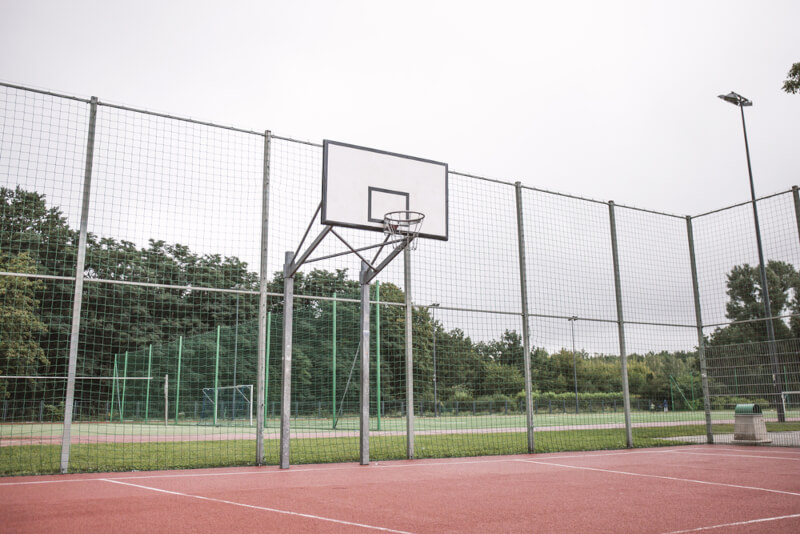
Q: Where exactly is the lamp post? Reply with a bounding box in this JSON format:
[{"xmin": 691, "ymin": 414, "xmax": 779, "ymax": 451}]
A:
[
  {"xmin": 430, "ymin": 303, "xmax": 440, "ymax": 417},
  {"xmin": 568, "ymin": 316, "xmax": 579, "ymax": 414},
  {"xmin": 718, "ymin": 91, "xmax": 785, "ymax": 422}
]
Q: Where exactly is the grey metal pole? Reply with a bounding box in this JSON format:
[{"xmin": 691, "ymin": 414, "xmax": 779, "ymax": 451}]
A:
[
  {"xmin": 793, "ymin": 186, "xmax": 800, "ymax": 243},
  {"xmin": 233, "ymin": 293, "xmax": 239, "ymax": 413},
  {"xmin": 404, "ymin": 246, "xmax": 414, "ymax": 459},
  {"xmin": 255, "ymin": 131, "xmax": 271, "ymax": 465},
  {"xmin": 432, "ymin": 304, "xmax": 438, "ymax": 418},
  {"xmin": 609, "ymin": 201, "xmax": 633, "ymax": 448},
  {"xmin": 686, "ymin": 216, "xmax": 714, "ymax": 444},
  {"xmin": 569, "ymin": 316, "xmax": 579, "ymax": 414},
  {"xmin": 60, "ymin": 96, "xmax": 98, "ymax": 474},
  {"xmin": 514, "ymin": 182, "xmax": 535, "ymax": 453},
  {"xmin": 164, "ymin": 374, "xmax": 169, "ymax": 427},
  {"xmin": 359, "ymin": 262, "xmax": 371, "ymax": 465},
  {"xmin": 279, "ymin": 251, "xmax": 295, "ymax": 469},
  {"xmin": 736, "ymin": 102, "xmax": 784, "ymax": 422}
]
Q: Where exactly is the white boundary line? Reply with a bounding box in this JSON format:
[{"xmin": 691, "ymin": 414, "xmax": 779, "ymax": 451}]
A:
[
  {"xmin": 0, "ymin": 446, "xmax": 795, "ymax": 487},
  {"xmin": 0, "ymin": 457, "xmax": 513, "ymax": 486},
  {"xmin": 0, "ymin": 449, "xmax": 735, "ymax": 486},
  {"xmin": 2, "ymin": 451, "xmax": 687, "ymax": 486},
  {"xmin": 101, "ymin": 478, "xmax": 414, "ymax": 534},
  {"xmin": 514, "ymin": 459, "xmax": 800, "ymax": 497},
  {"xmin": 669, "ymin": 450, "xmax": 800, "ymax": 461},
  {"xmin": 662, "ymin": 513, "xmax": 800, "ymax": 533},
  {"xmin": 695, "ymin": 446, "xmax": 800, "ymax": 456}
]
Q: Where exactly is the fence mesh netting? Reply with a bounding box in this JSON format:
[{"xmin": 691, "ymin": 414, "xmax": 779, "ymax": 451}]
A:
[{"xmin": 2, "ymin": 82, "xmax": 799, "ymax": 475}]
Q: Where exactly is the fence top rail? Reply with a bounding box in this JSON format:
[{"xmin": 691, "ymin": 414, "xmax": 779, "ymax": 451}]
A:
[
  {"xmin": 450, "ymin": 170, "xmax": 686, "ymax": 219},
  {"xmin": 271, "ymin": 134, "xmax": 322, "ymax": 147},
  {"xmin": 691, "ymin": 188, "xmax": 794, "ymax": 219},
  {"xmin": 96, "ymin": 101, "xmax": 267, "ymax": 137},
  {"xmin": 0, "ymin": 80, "xmax": 92, "ymax": 105},
  {"xmin": 1, "ymin": 80, "xmax": 793, "ymax": 221}
]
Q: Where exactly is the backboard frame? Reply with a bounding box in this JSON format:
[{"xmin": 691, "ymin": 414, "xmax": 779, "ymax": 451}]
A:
[{"xmin": 321, "ymin": 140, "xmax": 449, "ymax": 241}]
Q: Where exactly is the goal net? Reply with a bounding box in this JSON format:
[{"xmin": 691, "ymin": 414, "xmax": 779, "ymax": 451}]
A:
[{"xmin": 201, "ymin": 384, "xmax": 253, "ymax": 425}]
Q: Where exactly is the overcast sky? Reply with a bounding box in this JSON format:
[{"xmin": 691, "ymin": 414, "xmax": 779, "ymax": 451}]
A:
[{"xmin": 1, "ymin": 0, "xmax": 798, "ymax": 216}]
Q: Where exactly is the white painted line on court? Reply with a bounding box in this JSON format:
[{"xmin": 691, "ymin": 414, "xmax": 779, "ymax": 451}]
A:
[
  {"xmin": 0, "ymin": 477, "xmax": 104, "ymax": 486},
  {"xmin": 514, "ymin": 459, "xmax": 800, "ymax": 497},
  {"xmin": 0, "ymin": 445, "xmax": 760, "ymax": 487},
  {"xmin": 0, "ymin": 457, "xmax": 515, "ymax": 485},
  {"xmin": 101, "ymin": 478, "xmax": 415, "ymax": 533},
  {"xmin": 698, "ymin": 446, "xmax": 800, "ymax": 457},
  {"xmin": 669, "ymin": 450, "xmax": 800, "ymax": 461},
  {"xmin": 0, "ymin": 464, "xmax": 358, "ymax": 485},
  {"xmin": 662, "ymin": 512, "xmax": 800, "ymax": 533}
]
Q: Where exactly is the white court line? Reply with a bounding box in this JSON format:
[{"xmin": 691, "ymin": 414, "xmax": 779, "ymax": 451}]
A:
[
  {"xmin": 0, "ymin": 445, "xmax": 772, "ymax": 487},
  {"xmin": 0, "ymin": 457, "xmax": 511, "ymax": 486},
  {"xmin": 662, "ymin": 512, "xmax": 800, "ymax": 533},
  {"xmin": 0, "ymin": 448, "xmax": 710, "ymax": 487},
  {"xmin": 514, "ymin": 459, "xmax": 800, "ymax": 497},
  {"xmin": 101, "ymin": 478, "xmax": 414, "ymax": 534},
  {"xmin": 669, "ymin": 450, "xmax": 800, "ymax": 461},
  {"xmin": 0, "ymin": 478, "xmax": 102, "ymax": 486},
  {"xmin": 699, "ymin": 446, "xmax": 800, "ymax": 457}
]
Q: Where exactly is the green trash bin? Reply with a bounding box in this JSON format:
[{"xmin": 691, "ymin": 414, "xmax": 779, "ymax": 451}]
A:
[
  {"xmin": 733, "ymin": 403, "xmax": 770, "ymax": 443},
  {"xmin": 734, "ymin": 404, "xmax": 762, "ymax": 415}
]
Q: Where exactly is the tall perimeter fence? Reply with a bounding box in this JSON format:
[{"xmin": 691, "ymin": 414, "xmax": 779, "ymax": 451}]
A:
[{"xmin": 1, "ymin": 82, "xmax": 799, "ymax": 475}]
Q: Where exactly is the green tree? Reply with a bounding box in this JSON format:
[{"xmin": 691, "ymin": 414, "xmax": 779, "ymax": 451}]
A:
[
  {"xmin": 1, "ymin": 187, "xmax": 265, "ymax": 403},
  {"xmin": 476, "ymin": 330, "xmax": 524, "ymax": 369},
  {"xmin": 709, "ymin": 261, "xmax": 797, "ymax": 345},
  {"xmin": 0, "ymin": 252, "xmax": 49, "ymax": 399},
  {"xmin": 0, "ymin": 187, "xmax": 76, "ymax": 385},
  {"xmin": 782, "ymin": 62, "xmax": 800, "ymax": 94},
  {"xmin": 433, "ymin": 327, "xmax": 484, "ymax": 401}
]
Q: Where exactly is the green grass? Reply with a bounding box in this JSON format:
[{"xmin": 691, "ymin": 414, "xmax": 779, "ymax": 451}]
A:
[
  {"xmin": 0, "ymin": 424, "xmax": 713, "ymax": 476},
  {"xmin": 711, "ymin": 422, "xmax": 800, "ymax": 433},
  {"xmin": 3, "ymin": 408, "xmax": 778, "ymax": 439},
  {"xmin": 3, "ymin": 415, "xmax": 798, "ymax": 477}
]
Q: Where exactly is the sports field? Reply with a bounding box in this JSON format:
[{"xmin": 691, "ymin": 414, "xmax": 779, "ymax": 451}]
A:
[
  {"xmin": 3, "ymin": 408, "xmax": 797, "ymax": 439},
  {"xmin": 3, "ymin": 409, "xmax": 800, "ymax": 475}
]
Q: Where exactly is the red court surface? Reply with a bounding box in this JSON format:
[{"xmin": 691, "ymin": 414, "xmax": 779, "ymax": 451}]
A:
[{"xmin": 2, "ymin": 445, "xmax": 800, "ymax": 533}]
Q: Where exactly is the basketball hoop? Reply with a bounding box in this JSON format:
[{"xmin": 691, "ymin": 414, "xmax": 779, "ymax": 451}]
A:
[{"xmin": 384, "ymin": 210, "xmax": 425, "ymax": 250}]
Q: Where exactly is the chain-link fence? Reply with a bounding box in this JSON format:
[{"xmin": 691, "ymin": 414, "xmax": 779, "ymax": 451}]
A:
[{"xmin": 2, "ymin": 82, "xmax": 799, "ymax": 475}]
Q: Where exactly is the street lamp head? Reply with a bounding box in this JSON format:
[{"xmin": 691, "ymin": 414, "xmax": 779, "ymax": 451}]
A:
[
  {"xmin": 718, "ymin": 91, "xmax": 752, "ymax": 107},
  {"xmin": 430, "ymin": 303, "xmax": 440, "ymax": 308}
]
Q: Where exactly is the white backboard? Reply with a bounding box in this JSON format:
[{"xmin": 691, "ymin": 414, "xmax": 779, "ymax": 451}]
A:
[{"xmin": 321, "ymin": 140, "xmax": 449, "ymax": 241}]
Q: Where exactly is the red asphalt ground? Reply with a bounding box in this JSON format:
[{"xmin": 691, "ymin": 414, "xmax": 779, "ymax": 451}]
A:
[{"xmin": 2, "ymin": 445, "xmax": 800, "ymax": 533}]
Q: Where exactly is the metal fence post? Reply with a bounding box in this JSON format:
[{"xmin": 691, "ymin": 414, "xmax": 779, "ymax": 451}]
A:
[
  {"xmin": 514, "ymin": 182, "xmax": 535, "ymax": 453},
  {"xmin": 360, "ymin": 261, "xmax": 370, "ymax": 465},
  {"xmin": 256, "ymin": 131, "xmax": 271, "ymax": 465},
  {"xmin": 608, "ymin": 201, "xmax": 633, "ymax": 448},
  {"xmin": 686, "ymin": 216, "xmax": 714, "ymax": 444},
  {"xmin": 405, "ymin": 247, "xmax": 414, "ymax": 459},
  {"xmin": 280, "ymin": 251, "xmax": 295, "ymax": 469},
  {"xmin": 59, "ymin": 96, "xmax": 98, "ymax": 474},
  {"xmin": 793, "ymin": 186, "xmax": 800, "ymax": 247}
]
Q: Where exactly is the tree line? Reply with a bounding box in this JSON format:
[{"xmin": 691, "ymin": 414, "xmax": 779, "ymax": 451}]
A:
[{"xmin": 1, "ymin": 186, "xmax": 798, "ymax": 413}]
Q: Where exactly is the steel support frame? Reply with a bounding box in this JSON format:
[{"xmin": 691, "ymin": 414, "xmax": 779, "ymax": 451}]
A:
[{"xmin": 279, "ymin": 221, "xmax": 412, "ymax": 468}]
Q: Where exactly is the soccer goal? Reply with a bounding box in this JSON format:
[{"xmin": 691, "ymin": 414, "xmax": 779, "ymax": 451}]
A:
[{"xmin": 201, "ymin": 384, "xmax": 253, "ymax": 426}]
